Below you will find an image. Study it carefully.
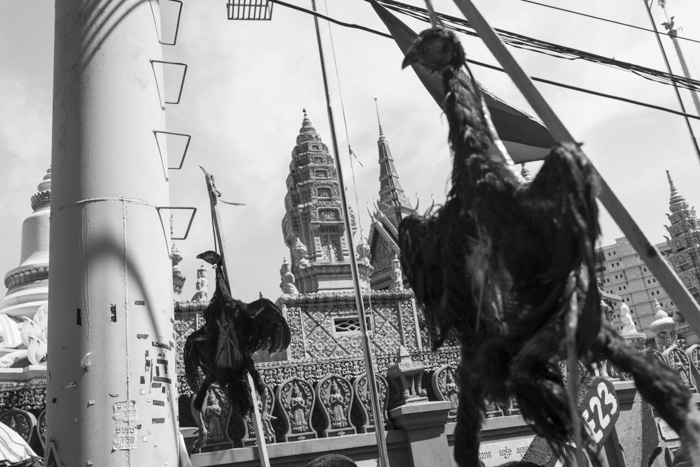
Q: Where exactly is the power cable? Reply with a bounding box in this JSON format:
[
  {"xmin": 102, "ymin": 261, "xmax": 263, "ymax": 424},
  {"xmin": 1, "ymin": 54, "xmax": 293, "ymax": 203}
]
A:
[
  {"xmin": 270, "ymin": 0, "xmax": 391, "ymax": 38},
  {"xmin": 519, "ymin": 0, "xmax": 700, "ymax": 46},
  {"xmin": 271, "ymin": 0, "xmax": 700, "ymax": 93},
  {"xmin": 470, "ymin": 57, "xmax": 700, "ymax": 121},
  {"xmin": 372, "ymin": 0, "xmax": 700, "ymax": 93},
  {"xmin": 267, "ymin": 0, "xmax": 700, "ymax": 122}
]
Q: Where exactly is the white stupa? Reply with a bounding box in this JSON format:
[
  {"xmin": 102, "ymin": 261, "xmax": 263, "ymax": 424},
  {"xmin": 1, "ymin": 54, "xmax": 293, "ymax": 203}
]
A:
[{"xmin": 0, "ymin": 168, "xmax": 51, "ymax": 353}]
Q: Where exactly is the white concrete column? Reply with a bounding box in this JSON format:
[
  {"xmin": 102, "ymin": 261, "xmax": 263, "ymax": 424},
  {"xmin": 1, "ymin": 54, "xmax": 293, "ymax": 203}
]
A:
[{"xmin": 48, "ymin": 1, "xmax": 180, "ymax": 466}]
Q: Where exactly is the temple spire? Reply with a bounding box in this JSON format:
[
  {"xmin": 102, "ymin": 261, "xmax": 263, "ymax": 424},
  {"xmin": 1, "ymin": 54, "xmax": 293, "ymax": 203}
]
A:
[
  {"xmin": 375, "ymin": 101, "xmax": 413, "ymax": 228},
  {"xmin": 667, "ymin": 170, "xmax": 689, "ymax": 213},
  {"xmin": 374, "ymin": 98, "xmax": 385, "ymax": 139},
  {"xmin": 667, "ymin": 170, "xmax": 677, "ymax": 196}
]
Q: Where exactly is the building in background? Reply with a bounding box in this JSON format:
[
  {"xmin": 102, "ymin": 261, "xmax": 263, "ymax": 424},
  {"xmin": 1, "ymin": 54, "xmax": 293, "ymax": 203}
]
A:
[
  {"xmin": 597, "ymin": 172, "xmax": 699, "ymax": 344},
  {"xmin": 597, "ymin": 236, "xmax": 675, "ymax": 337},
  {"xmin": 2, "ymin": 112, "xmax": 698, "ymax": 464}
]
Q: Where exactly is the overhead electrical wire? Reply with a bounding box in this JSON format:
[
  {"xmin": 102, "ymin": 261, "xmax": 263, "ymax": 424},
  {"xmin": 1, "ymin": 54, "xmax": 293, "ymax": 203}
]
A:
[
  {"xmin": 271, "ymin": 0, "xmax": 392, "ymax": 37},
  {"xmin": 272, "ymin": 0, "xmax": 700, "ymax": 93},
  {"xmin": 519, "ymin": 0, "xmax": 700, "ymax": 46},
  {"xmin": 471, "ymin": 58, "xmax": 700, "ymax": 121},
  {"xmin": 373, "ymin": 0, "xmax": 700, "ymax": 93},
  {"xmin": 267, "ymin": 0, "xmax": 700, "ymax": 122}
]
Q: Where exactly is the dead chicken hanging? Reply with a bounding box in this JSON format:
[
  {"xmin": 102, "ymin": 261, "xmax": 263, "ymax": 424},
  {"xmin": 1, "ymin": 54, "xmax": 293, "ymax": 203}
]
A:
[
  {"xmin": 184, "ymin": 250, "xmax": 291, "ymax": 451},
  {"xmin": 399, "ymin": 26, "xmax": 700, "ymax": 466}
]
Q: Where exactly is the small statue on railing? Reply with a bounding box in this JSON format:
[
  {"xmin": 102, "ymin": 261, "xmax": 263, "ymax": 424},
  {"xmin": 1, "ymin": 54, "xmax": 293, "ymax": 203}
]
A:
[
  {"xmin": 329, "ymin": 380, "xmax": 347, "ymax": 428},
  {"xmin": 291, "ymin": 383, "xmax": 308, "ymax": 432},
  {"xmin": 171, "ymin": 242, "xmax": 186, "ymax": 296},
  {"xmin": 389, "ymin": 254, "xmax": 404, "ymax": 290},
  {"xmin": 279, "ymin": 258, "xmax": 299, "ymax": 296},
  {"xmin": 191, "ymin": 264, "xmax": 209, "ymax": 303},
  {"xmin": 650, "ymin": 300, "xmax": 678, "ymax": 352}
]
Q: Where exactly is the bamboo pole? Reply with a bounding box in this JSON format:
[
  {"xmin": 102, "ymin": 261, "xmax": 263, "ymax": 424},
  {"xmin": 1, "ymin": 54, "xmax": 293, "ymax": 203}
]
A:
[
  {"xmin": 309, "ymin": 1, "xmax": 390, "ymax": 466},
  {"xmin": 451, "ymin": 0, "xmax": 700, "ymax": 338},
  {"xmin": 200, "ymin": 166, "xmax": 271, "ymax": 467}
]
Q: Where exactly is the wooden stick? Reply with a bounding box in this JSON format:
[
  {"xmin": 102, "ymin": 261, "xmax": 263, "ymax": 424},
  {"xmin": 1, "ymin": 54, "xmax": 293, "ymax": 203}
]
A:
[
  {"xmin": 201, "ymin": 166, "xmax": 271, "ymax": 467},
  {"xmin": 451, "ymin": 0, "xmax": 700, "ymax": 337}
]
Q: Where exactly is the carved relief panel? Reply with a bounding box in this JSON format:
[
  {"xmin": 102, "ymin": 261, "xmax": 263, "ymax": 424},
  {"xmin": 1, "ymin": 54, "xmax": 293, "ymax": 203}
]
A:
[
  {"xmin": 241, "ymin": 384, "xmax": 276, "ymax": 446},
  {"xmin": 664, "ymin": 347, "xmax": 697, "ymax": 393},
  {"xmin": 190, "ymin": 383, "xmax": 234, "ymax": 452},
  {"xmin": 687, "ymin": 345, "xmax": 700, "ymax": 390},
  {"xmin": 316, "ymin": 374, "xmax": 356, "ymax": 437},
  {"xmin": 0, "ymin": 408, "xmax": 37, "ymax": 444},
  {"xmin": 276, "ymin": 377, "xmax": 317, "ymax": 442},
  {"xmin": 173, "ymin": 308, "xmax": 203, "ymax": 394},
  {"xmin": 353, "ymin": 373, "xmax": 390, "ymax": 433},
  {"xmin": 431, "ymin": 364, "xmax": 459, "ymax": 420},
  {"xmin": 37, "ymin": 409, "xmax": 46, "ymax": 451}
]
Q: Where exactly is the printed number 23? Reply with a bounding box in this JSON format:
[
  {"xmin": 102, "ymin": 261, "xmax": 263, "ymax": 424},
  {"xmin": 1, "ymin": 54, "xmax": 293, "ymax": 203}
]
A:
[{"xmin": 582, "ymin": 382, "xmax": 618, "ymax": 444}]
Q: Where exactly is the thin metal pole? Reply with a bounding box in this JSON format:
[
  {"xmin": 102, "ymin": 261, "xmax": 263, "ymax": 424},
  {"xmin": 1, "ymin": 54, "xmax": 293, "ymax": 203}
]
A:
[
  {"xmin": 641, "ymin": 0, "xmax": 700, "ymax": 163},
  {"xmin": 309, "ymin": 2, "xmax": 390, "ymax": 465},
  {"xmin": 663, "ymin": 20, "xmax": 700, "ymax": 116},
  {"xmin": 201, "ymin": 167, "xmax": 271, "ymax": 467},
  {"xmin": 450, "ymin": 0, "xmax": 700, "ymax": 342}
]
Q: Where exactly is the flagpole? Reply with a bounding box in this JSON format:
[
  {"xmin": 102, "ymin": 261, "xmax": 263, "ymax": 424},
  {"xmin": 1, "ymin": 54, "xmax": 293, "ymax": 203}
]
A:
[{"xmin": 309, "ymin": 2, "xmax": 390, "ymax": 466}]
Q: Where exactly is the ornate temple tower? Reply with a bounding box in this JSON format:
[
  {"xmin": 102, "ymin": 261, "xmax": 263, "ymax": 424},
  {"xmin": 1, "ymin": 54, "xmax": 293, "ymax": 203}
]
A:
[
  {"xmin": 277, "ymin": 111, "xmax": 422, "ymax": 362},
  {"xmin": 281, "ymin": 110, "xmax": 371, "ymax": 293},
  {"xmin": 663, "ymin": 171, "xmax": 699, "ymax": 342},
  {"xmin": 367, "ymin": 111, "xmax": 415, "ymax": 290}
]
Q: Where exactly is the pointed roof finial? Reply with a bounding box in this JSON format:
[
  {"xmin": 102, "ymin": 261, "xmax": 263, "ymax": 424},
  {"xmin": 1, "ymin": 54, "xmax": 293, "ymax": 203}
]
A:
[
  {"xmin": 667, "ymin": 170, "xmax": 677, "ymax": 196},
  {"xmin": 650, "ymin": 299, "xmax": 676, "ymax": 334},
  {"xmin": 666, "ymin": 170, "xmax": 689, "ymax": 213},
  {"xmin": 298, "ymin": 108, "xmax": 319, "ymax": 142},
  {"xmin": 374, "ymin": 98, "xmax": 385, "ymax": 139}
]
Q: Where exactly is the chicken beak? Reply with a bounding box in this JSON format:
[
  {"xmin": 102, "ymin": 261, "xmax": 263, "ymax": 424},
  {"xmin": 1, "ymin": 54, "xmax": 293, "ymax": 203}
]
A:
[
  {"xmin": 196, "ymin": 250, "xmax": 220, "ymax": 265},
  {"xmin": 401, "ymin": 51, "xmax": 417, "ymax": 69},
  {"xmin": 402, "ymin": 43, "xmax": 421, "ymax": 69}
]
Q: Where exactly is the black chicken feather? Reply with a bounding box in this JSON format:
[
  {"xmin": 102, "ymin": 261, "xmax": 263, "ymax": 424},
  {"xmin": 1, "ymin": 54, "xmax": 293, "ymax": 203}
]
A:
[
  {"xmin": 184, "ymin": 250, "xmax": 292, "ymax": 439},
  {"xmin": 398, "ymin": 25, "xmax": 700, "ymax": 467}
]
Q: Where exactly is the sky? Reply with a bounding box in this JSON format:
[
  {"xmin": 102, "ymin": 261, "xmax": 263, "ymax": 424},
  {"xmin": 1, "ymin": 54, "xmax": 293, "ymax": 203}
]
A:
[{"xmin": 1, "ymin": 0, "xmax": 700, "ymax": 303}]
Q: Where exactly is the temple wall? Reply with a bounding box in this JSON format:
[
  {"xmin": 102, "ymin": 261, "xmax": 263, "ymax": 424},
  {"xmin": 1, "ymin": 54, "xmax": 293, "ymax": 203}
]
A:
[{"xmin": 281, "ymin": 290, "xmax": 423, "ymax": 361}]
